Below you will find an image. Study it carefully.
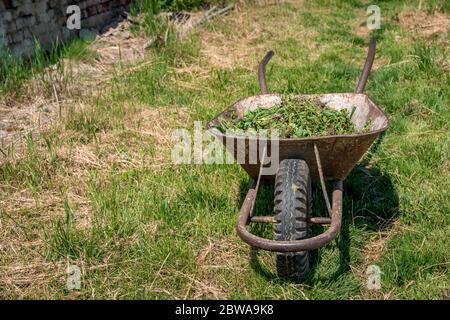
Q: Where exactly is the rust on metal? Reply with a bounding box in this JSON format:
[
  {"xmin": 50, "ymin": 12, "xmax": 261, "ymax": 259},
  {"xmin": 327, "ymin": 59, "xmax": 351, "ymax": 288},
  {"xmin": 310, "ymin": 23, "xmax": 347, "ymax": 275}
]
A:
[
  {"xmin": 314, "ymin": 143, "xmax": 332, "ymax": 217},
  {"xmin": 207, "ymin": 92, "xmax": 389, "ymax": 181},
  {"xmin": 250, "ymin": 216, "xmax": 277, "ymax": 224},
  {"xmin": 309, "ymin": 217, "xmax": 331, "ymax": 225},
  {"xmin": 249, "ymin": 145, "xmax": 267, "ymax": 217},
  {"xmin": 236, "ymin": 180, "xmax": 343, "ymax": 252},
  {"xmin": 258, "ymin": 51, "xmax": 274, "ymax": 94},
  {"xmin": 251, "ymin": 216, "xmax": 331, "ymax": 225},
  {"xmin": 356, "ymin": 37, "xmax": 376, "ymax": 93}
]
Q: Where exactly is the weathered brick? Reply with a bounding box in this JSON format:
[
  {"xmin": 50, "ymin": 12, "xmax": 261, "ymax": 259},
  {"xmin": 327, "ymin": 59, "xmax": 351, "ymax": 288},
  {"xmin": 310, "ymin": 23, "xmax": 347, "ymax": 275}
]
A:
[
  {"xmin": 86, "ymin": 5, "xmax": 98, "ymax": 16},
  {"xmin": 7, "ymin": 20, "xmax": 17, "ymax": 32},
  {"xmin": 12, "ymin": 30, "xmax": 23, "ymax": 43},
  {"xmin": 1, "ymin": 11, "xmax": 13, "ymax": 22},
  {"xmin": 17, "ymin": 3, "xmax": 33, "ymax": 15},
  {"xmin": 37, "ymin": 13, "xmax": 51, "ymax": 23},
  {"xmin": 34, "ymin": 1, "xmax": 48, "ymax": 13},
  {"xmin": 24, "ymin": 15, "xmax": 36, "ymax": 27},
  {"xmin": 3, "ymin": 0, "xmax": 132, "ymax": 56}
]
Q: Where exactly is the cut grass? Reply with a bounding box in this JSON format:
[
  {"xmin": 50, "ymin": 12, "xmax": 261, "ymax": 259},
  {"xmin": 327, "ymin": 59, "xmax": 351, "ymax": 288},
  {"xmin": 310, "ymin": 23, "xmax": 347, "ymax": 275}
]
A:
[
  {"xmin": 0, "ymin": 0, "xmax": 449, "ymax": 299},
  {"xmin": 214, "ymin": 95, "xmax": 369, "ymax": 137}
]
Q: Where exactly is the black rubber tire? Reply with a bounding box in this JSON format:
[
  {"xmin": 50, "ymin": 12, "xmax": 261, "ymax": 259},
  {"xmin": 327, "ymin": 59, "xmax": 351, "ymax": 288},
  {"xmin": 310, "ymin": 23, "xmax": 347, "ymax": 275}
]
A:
[{"xmin": 274, "ymin": 159, "xmax": 312, "ymax": 280}]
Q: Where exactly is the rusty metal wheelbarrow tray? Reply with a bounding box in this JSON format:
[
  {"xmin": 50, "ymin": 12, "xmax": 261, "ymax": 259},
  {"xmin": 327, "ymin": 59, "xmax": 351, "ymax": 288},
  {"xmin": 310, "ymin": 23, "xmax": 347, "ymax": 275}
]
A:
[
  {"xmin": 206, "ymin": 38, "xmax": 389, "ymax": 254},
  {"xmin": 207, "ymin": 92, "xmax": 388, "ymax": 181}
]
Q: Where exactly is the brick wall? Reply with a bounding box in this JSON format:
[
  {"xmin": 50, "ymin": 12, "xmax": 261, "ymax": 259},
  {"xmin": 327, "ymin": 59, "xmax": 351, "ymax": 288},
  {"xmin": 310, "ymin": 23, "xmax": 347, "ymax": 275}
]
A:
[{"xmin": 0, "ymin": 0, "xmax": 131, "ymax": 56}]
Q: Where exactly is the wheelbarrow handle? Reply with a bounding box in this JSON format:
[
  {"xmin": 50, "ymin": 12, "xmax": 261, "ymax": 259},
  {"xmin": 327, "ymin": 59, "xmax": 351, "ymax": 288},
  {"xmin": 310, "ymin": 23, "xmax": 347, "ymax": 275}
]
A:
[
  {"xmin": 355, "ymin": 37, "xmax": 376, "ymax": 94},
  {"xmin": 258, "ymin": 50, "xmax": 274, "ymax": 94},
  {"xmin": 236, "ymin": 180, "xmax": 343, "ymax": 252}
]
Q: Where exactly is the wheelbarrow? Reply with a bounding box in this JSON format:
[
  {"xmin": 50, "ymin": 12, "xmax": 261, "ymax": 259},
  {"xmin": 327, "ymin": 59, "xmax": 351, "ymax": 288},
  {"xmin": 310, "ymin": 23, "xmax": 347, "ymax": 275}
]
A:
[{"xmin": 206, "ymin": 38, "xmax": 389, "ymax": 279}]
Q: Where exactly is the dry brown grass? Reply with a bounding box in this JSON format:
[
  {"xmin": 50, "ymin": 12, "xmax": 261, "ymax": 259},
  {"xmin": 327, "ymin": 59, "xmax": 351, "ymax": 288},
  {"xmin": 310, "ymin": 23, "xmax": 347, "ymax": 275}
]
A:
[
  {"xmin": 357, "ymin": 221, "xmax": 403, "ymax": 299},
  {"xmin": 135, "ymin": 107, "xmax": 190, "ymax": 147},
  {"xmin": 197, "ymin": 0, "xmax": 320, "ymax": 70},
  {"xmin": 0, "ymin": 17, "xmax": 149, "ymax": 159},
  {"xmin": 0, "ymin": 93, "xmax": 195, "ymax": 297},
  {"xmin": 0, "ymin": 261, "xmax": 66, "ymax": 298},
  {"xmin": 191, "ymin": 236, "xmax": 248, "ymax": 298},
  {"xmin": 0, "ymin": 155, "xmax": 93, "ymax": 297},
  {"xmin": 0, "ymin": 189, "xmax": 67, "ymax": 298},
  {"xmin": 397, "ymin": 10, "xmax": 450, "ymax": 38},
  {"xmin": 196, "ymin": 236, "xmax": 247, "ymax": 271}
]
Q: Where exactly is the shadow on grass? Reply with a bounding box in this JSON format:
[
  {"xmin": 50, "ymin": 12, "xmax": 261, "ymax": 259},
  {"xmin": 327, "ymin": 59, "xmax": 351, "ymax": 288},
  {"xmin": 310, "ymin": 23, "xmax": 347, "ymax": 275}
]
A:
[
  {"xmin": 328, "ymin": 162, "xmax": 399, "ymax": 282},
  {"xmin": 237, "ymin": 140, "xmax": 399, "ymax": 283}
]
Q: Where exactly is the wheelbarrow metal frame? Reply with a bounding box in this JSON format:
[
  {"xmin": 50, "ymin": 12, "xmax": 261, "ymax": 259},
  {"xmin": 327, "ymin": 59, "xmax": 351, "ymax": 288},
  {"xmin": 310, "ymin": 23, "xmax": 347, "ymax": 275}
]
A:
[
  {"xmin": 207, "ymin": 38, "xmax": 388, "ymax": 252},
  {"xmin": 237, "ymin": 180, "xmax": 343, "ymax": 252}
]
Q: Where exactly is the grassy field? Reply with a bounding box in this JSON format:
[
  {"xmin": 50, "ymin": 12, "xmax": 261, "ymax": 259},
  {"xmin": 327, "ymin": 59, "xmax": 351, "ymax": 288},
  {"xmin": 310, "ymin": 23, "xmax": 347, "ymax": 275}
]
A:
[
  {"xmin": 0, "ymin": 0, "xmax": 449, "ymax": 299},
  {"xmin": 0, "ymin": 38, "xmax": 94, "ymax": 97}
]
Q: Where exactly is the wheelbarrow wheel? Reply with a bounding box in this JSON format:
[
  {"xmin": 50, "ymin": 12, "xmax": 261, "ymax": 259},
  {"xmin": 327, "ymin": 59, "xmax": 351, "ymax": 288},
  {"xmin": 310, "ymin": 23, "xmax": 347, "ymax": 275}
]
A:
[{"xmin": 274, "ymin": 159, "xmax": 311, "ymax": 280}]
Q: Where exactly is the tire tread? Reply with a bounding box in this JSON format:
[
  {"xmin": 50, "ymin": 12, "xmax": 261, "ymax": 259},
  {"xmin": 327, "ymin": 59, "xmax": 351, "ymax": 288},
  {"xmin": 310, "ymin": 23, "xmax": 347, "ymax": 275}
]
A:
[{"xmin": 274, "ymin": 159, "xmax": 311, "ymax": 279}]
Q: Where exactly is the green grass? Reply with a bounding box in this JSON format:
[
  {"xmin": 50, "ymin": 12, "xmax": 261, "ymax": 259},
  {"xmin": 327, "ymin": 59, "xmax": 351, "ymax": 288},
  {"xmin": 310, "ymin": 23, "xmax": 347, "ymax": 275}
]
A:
[
  {"xmin": 131, "ymin": 0, "xmax": 230, "ymax": 12},
  {"xmin": 214, "ymin": 95, "xmax": 367, "ymax": 137},
  {"xmin": 129, "ymin": 0, "xmax": 234, "ymax": 47},
  {"xmin": 0, "ymin": 38, "xmax": 93, "ymax": 96},
  {"xmin": 0, "ymin": 0, "xmax": 449, "ymax": 299}
]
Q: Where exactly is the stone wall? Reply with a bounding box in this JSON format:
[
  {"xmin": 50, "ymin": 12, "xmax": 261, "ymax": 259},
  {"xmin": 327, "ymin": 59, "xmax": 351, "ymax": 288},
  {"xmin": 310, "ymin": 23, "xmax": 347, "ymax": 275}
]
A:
[{"xmin": 0, "ymin": 0, "xmax": 131, "ymax": 56}]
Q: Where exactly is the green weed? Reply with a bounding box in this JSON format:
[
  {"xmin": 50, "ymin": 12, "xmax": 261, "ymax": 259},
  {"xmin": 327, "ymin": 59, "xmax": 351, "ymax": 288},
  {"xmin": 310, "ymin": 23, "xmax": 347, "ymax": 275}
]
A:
[{"xmin": 214, "ymin": 95, "xmax": 369, "ymax": 137}]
